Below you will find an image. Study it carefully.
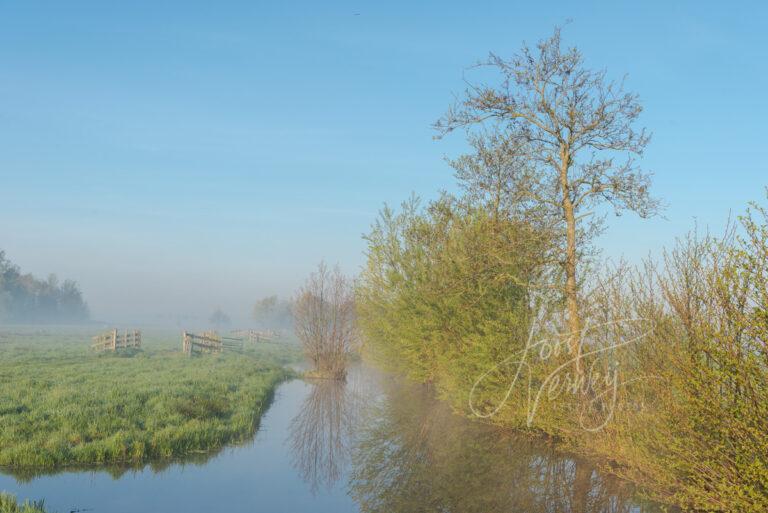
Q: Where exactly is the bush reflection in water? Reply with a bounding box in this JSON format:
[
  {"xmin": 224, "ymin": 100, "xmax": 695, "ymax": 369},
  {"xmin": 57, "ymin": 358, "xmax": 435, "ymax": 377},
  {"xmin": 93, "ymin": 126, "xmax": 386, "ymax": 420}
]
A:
[{"xmin": 287, "ymin": 367, "xmax": 664, "ymax": 513}]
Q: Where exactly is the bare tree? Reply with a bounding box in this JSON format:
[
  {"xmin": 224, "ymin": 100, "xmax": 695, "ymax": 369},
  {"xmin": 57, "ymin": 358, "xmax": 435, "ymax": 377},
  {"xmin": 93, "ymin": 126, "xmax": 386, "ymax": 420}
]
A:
[
  {"xmin": 435, "ymin": 27, "xmax": 660, "ymax": 372},
  {"xmin": 293, "ymin": 262, "xmax": 357, "ymax": 379}
]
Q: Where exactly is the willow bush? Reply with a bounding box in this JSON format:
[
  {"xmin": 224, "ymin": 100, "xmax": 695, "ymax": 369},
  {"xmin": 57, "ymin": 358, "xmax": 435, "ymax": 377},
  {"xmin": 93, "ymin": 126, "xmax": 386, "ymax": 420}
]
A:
[{"xmin": 357, "ymin": 195, "xmax": 548, "ymax": 409}]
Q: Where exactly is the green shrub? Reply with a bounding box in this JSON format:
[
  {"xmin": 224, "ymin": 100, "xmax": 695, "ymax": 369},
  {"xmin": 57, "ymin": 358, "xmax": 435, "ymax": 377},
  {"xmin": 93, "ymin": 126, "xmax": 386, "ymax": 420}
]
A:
[{"xmin": 357, "ymin": 196, "xmax": 547, "ymax": 413}]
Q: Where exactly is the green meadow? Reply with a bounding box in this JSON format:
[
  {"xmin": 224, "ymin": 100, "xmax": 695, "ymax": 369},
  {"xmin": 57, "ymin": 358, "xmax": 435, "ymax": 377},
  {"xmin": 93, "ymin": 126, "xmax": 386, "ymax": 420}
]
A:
[{"xmin": 0, "ymin": 328, "xmax": 299, "ymax": 470}]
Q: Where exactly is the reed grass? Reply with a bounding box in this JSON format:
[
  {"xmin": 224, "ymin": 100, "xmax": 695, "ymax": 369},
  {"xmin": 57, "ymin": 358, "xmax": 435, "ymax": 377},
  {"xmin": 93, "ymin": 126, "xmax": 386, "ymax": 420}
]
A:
[{"xmin": 0, "ymin": 493, "xmax": 46, "ymax": 513}]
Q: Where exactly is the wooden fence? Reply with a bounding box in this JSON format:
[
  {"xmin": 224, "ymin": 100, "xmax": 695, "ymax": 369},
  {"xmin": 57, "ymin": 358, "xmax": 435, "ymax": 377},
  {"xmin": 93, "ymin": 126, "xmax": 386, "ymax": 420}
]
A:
[
  {"xmin": 230, "ymin": 329, "xmax": 281, "ymax": 343},
  {"xmin": 182, "ymin": 331, "xmax": 244, "ymax": 356},
  {"xmin": 92, "ymin": 329, "xmax": 141, "ymax": 352}
]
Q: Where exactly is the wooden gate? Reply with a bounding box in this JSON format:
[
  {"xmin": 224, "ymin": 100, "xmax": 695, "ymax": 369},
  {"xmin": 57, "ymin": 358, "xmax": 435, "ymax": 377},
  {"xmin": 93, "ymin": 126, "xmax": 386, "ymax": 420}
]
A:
[
  {"xmin": 182, "ymin": 331, "xmax": 243, "ymax": 356},
  {"xmin": 92, "ymin": 329, "xmax": 141, "ymax": 352}
]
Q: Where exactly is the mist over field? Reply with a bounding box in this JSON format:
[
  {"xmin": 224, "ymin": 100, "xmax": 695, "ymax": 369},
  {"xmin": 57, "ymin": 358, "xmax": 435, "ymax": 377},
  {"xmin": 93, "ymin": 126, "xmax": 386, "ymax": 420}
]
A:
[
  {"xmin": 0, "ymin": 215, "xmax": 367, "ymax": 326},
  {"xmin": 2, "ymin": 3, "xmax": 766, "ymax": 328},
  {"xmin": 0, "ymin": 247, "xmax": 302, "ymax": 327}
]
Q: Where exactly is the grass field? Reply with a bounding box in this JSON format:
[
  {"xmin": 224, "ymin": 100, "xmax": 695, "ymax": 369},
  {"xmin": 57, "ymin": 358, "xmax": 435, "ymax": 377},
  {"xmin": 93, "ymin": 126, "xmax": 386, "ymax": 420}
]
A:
[{"xmin": 0, "ymin": 327, "xmax": 300, "ymax": 470}]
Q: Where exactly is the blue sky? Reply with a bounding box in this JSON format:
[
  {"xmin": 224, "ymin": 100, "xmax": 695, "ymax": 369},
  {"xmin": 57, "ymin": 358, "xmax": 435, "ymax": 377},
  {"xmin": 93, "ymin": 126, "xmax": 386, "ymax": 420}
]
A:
[{"xmin": 1, "ymin": 1, "xmax": 767, "ymax": 323}]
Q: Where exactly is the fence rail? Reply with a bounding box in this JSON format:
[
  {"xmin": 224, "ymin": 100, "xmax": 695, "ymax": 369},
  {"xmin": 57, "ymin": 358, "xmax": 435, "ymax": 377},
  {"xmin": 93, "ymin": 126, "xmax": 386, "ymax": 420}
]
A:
[
  {"xmin": 183, "ymin": 331, "xmax": 243, "ymax": 356},
  {"xmin": 230, "ymin": 329, "xmax": 281, "ymax": 343},
  {"xmin": 92, "ymin": 329, "xmax": 141, "ymax": 352}
]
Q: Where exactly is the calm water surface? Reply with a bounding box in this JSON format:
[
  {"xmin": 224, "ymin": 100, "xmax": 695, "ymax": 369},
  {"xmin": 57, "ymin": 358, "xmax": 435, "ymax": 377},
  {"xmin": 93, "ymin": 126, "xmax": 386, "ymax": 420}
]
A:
[{"xmin": 0, "ymin": 366, "xmax": 664, "ymax": 512}]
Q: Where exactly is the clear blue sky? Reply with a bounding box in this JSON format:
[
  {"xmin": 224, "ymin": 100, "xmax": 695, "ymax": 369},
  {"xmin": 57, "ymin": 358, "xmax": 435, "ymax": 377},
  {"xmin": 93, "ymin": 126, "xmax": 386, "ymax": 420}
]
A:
[{"xmin": 1, "ymin": 1, "xmax": 766, "ymax": 323}]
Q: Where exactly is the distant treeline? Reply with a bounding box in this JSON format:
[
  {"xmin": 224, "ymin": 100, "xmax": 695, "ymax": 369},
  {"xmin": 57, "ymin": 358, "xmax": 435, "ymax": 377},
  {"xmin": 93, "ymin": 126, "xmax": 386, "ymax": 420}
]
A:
[
  {"xmin": 0, "ymin": 250, "xmax": 89, "ymax": 324},
  {"xmin": 252, "ymin": 295, "xmax": 294, "ymax": 330}
]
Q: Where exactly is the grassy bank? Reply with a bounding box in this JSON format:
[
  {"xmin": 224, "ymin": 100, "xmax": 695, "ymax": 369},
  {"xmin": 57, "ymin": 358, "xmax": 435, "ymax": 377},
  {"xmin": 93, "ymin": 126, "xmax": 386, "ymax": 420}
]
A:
[
  {"xmin": 0, "ymin": 329, "xmax": 299, "ymax": 469},
  {"xmin": 0, "ymin": 493, "xmax": 47, "ymax": 513}
]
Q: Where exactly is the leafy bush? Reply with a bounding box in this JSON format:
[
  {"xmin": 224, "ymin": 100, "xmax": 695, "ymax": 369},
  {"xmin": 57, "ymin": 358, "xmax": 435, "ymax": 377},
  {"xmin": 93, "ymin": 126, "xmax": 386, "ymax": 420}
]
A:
[
  {"xmin": 357, "ymin": 196, "xmax": 546, "ymax": 410},
  {"xmin": 599, "ymin": 204, "xmax": 768, "ymax": 511}
]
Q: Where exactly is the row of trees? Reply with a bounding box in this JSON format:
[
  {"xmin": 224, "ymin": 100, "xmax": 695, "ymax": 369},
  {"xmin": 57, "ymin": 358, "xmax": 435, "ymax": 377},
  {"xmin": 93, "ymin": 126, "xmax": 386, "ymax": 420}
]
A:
[
  {"xmin": 356, "ymin": 29, "xmax": 767, "ymax": 512},
  {"xmin": 204, "ymin": 296, "xmax": 293, "ymax": 332},
  {"xmin": 0, "ymin": 251, "xmax": 89, "ymax": 324}
]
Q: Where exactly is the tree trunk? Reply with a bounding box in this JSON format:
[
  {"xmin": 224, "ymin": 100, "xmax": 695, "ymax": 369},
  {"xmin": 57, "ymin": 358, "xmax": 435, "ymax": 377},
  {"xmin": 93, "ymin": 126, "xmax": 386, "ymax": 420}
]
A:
[
  {"xmin": 560, "ymin": 148, "xmax": 582, "ymax": 375},
  {"xmin": 572, "ymin": 460, "xmax": 593, "ymax": 513}
]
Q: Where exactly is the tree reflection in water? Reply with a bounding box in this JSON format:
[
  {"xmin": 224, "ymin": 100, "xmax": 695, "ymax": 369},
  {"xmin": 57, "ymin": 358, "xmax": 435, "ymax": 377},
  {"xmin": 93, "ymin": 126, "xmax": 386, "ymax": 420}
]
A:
[
  {"xmin": 288, "ymin": 367, "xmax": 665, "ymax": 513},
  {"xmin": 287, "ymin": 369, "xmax": 372, "ymax": 494}
]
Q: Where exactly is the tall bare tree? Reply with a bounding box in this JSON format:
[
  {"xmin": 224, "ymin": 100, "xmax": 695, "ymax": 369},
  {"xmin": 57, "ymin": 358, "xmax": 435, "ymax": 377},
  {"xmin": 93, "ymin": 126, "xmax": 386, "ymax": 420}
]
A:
[
  {"xmin": 435, "ymin": 28, "xmax": 660, "ymax": 372},
  {"xmin": 293, "ymin": 262, "xmax": 357, "ymax": 379}
]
